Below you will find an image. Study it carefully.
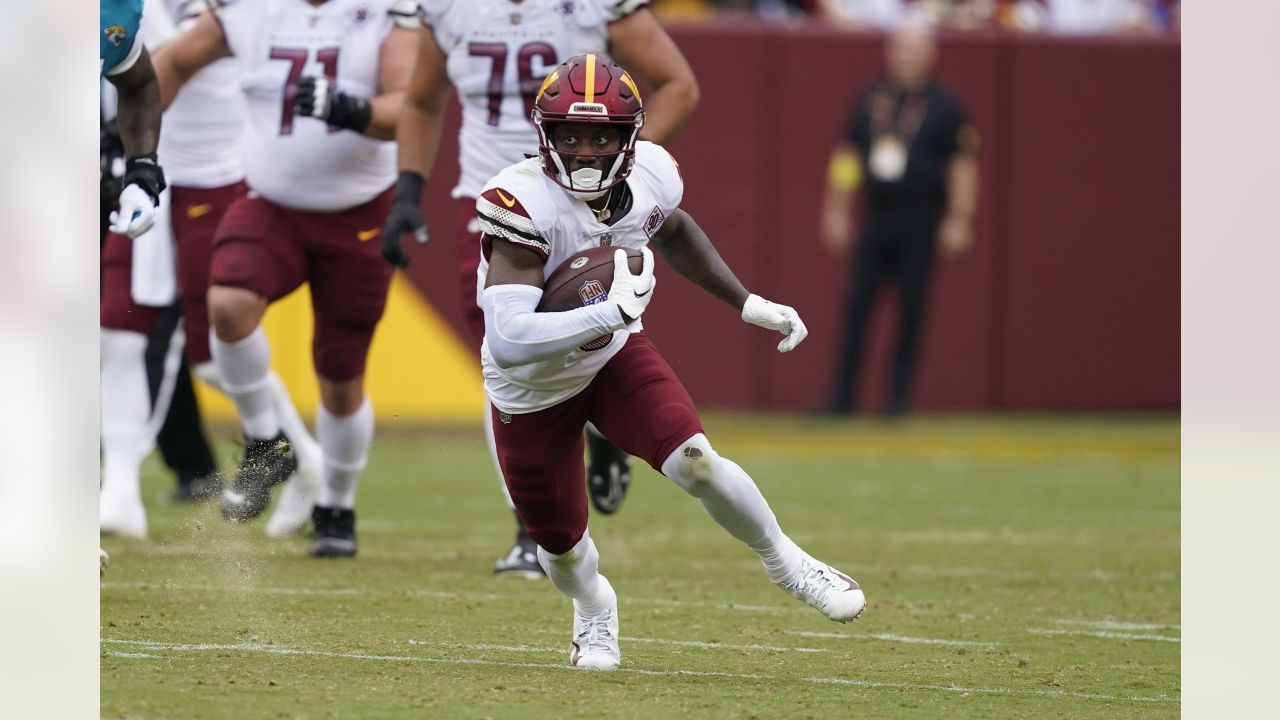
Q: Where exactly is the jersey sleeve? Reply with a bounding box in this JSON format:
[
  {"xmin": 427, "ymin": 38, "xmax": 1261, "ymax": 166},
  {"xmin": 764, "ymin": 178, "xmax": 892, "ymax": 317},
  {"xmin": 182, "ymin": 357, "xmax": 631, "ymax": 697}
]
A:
[
  {"xmin": 595, "ymin": 0, "xmax": 651, "ymax": 23},
  {"xmin": 208, "ymin": 0, "xmax": 253, "ymax": 55},
  {"xmin": 388, "ymin": 0, "xmax": 423, "ymax": 30},
  {"xmin": 101, "ymin": 0, "xmax": 145, "ymax": 77},
  {"xmin": 843, "ymin": 89, "xmax": 872, "ymax": 154},
  {"xmin": 936, "ymin": 89, "xmax": 980, "ymax": 159},
  {"xmin": 476, "ymin": 187, "xmax": 552, "ymax": 261},
  {"xmin": 418, "ymin": 0, "xmax": 458, "ymax": 50},
  {"xmin": 636, "ymin": 141, "xmax": 683, "ymax": 215}
]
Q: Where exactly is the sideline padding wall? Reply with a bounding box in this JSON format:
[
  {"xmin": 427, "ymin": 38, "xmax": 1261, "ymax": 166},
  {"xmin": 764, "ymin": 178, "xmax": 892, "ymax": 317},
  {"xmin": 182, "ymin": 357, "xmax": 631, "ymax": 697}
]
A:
[{"xmin": 240, "ymin": 23, "xmax": 1173, "ymax": 420}]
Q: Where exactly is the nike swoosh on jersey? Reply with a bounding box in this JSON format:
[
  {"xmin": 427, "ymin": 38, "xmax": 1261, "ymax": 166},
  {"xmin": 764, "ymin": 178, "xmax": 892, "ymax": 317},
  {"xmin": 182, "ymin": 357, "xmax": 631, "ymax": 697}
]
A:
[
  {"xmin": 357, "ymin": 228, "xmax": 381, "ymax": 242},
  {"xmin": 495, "ymin": 189, "xmax": 517, "ymax": 208},
  {"xmin": 187, "ymin": 203, "xmax": 214, "ymax": 219}
]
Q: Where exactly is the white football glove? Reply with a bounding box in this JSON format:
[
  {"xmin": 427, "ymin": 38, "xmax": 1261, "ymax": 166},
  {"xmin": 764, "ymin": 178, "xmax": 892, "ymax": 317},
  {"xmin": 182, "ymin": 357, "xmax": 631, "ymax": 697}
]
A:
[
  {"xmin": 608, "ymin": 247, "xmax": 656, "ymax": 322},
  {"xmin": 109, "ymin": 184, "xmax": 157, "ymax": 239},
  {"xmin": 741, "ymin": 293, "xmax": 808, "ymax": 353}
]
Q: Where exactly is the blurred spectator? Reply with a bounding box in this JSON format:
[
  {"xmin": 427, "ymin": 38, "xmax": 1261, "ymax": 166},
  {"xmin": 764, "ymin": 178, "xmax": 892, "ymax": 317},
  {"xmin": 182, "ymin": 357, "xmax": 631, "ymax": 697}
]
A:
[
  {"xmin": 998, "ymin": 0, "xmax": 1167, "ymax": 34},
  {"xmin": 817, "ymin": 27, "xmax": 979, "ymax": 416},
  {"xmin": 653, "ymin": 0, "xmax": 816, "ymax": 21},
  {"xmin": 819, "ymin": 1, "xmax": 996, "ymax": 30}
]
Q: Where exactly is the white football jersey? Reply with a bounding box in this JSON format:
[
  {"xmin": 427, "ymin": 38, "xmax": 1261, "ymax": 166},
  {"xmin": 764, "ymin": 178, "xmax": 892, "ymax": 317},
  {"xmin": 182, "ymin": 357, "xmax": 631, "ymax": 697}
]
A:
[
  {"xmin": 215, "ymin": 0, "xmax": 419, "ymax": 211},
  {"xmin": 475, "ymin": 141, "xmax": 683, "ymax": 413},
  {"xmin": 144, "ymin": 1, "xmax": 244, "ymax": 188},
  {"xmin": 421, "ymin": 0, "xmax": 649, "ymax": 199}
]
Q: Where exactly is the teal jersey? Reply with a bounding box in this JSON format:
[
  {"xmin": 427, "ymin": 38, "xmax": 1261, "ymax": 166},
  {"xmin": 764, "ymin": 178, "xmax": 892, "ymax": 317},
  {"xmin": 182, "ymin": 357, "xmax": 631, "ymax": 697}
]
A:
[{"xmin": 100, "ymin": 0, "xmax": 144, "ymax": 78}]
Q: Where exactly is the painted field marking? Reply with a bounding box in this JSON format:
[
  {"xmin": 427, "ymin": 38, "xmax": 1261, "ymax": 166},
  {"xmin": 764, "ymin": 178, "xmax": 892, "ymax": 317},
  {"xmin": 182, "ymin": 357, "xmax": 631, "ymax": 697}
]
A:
[
  {"xmin": 100, "ymin": 638, "xmax": 1178, "ymax": 704},
  {"xmin": 788, "ymin": 631, "xmax": 995, "ymax": 647},
  {"xmin": 410, "ymin": 637, "xmax": 828, "ymax": 654},
  {"xmin": 1052, "ymin": 618, "xmax": 1180, "ymax": 632},
  {"xmin": 1031, "ymin": 629, "xmax": 1180, "ymax": 643}
]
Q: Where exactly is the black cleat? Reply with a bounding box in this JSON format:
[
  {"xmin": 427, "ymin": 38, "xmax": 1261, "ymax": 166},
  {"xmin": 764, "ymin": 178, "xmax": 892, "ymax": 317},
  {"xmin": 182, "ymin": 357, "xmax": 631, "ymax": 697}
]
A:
[
  {"xmin": 586, "ymin": 431, "xmax": 631, "ymax": 515},
  {"xmin": 221, "ymin": 433, "xmax": 297, "ymax": 523},
  {"xmin": 494, "ymin": 541, "xmax": 543, "ymax": 579},
  {"xmin": 309, "ymin": 505, "xmax": 356, "ymax": 558}
]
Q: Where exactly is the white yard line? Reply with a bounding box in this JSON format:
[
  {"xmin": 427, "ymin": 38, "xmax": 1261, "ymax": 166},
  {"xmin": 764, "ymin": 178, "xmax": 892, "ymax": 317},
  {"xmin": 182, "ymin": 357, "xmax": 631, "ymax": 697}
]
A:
[
  {"xmin": 1031, "ymin": 629, "xmax": 1180, "ymax": 643},
  {"xmin": 1053, "ymin": 618, "xmax": 1180, "ymax": 632},
  {"xmin": 410, "ymin": 637, "xmax": 827, "ymax": 654},
  {"xmin": 100, "ymin": 638, "xmax": 1178, "ymax": 704},
  {"xmin": 788, "ymin": 631, "xmax": 996, "ymax": 647}
]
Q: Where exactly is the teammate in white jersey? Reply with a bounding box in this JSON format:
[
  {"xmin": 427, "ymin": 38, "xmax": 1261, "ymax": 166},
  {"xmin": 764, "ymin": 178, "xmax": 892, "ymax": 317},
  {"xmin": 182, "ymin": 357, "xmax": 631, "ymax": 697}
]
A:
[
  {"xmin": 382, "ymin": 0, "xmax": 700, "ymax": 578},
  {"xmin": 99, "ymin": 0, "xmax": 323, "ymax": 540},
  {"xmin": 151, "ymin": 0, "xmax": 420, "ymax": 556},
  {"xmin": 476, "ymin": 55, "xmax": 866, "ymax": 669}
]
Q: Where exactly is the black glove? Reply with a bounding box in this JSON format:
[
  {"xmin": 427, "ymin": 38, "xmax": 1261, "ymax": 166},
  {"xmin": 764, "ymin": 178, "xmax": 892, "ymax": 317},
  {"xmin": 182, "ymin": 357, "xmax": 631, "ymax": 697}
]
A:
[
  {"xmin": 293, "ymin": 75, "xmax": 372, "ymax": 133},
  {"xmin": 123, "ymin": 153, "xmax": 167, "ymax": 205},
  {"xmin": 382, "ymin": 172, "xmax": 429, "ymax": 268}
]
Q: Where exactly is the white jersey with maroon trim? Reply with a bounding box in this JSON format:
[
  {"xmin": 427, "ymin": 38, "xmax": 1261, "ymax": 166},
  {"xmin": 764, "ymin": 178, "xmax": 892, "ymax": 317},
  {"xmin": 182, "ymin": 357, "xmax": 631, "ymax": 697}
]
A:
[
  {"xmin": 475, "ymin": 140, "xmax": 683, "ymax": 414},
  {"xmin": 215, "ymin": 0, "xmax": 419, "ymax": 211},
  {"xmin": 144, "ymin": 1, "xmax": 244, "ymax": 188},
  {"xmin": 420, "ymin": 0, "xmax": 650, "ymax": 200}
]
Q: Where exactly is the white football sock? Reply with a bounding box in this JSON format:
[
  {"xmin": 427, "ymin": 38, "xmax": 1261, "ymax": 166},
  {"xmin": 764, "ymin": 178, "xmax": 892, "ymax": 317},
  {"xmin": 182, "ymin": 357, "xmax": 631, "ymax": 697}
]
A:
[
  {"xmin": 316, "ymin": 398, "xmax": 373, "ymax": 510},
  {"xmin": 193, "ymin": 359, "xmax": 224, "ymax": 392},
  {"xmin": 269, "ymin": 372, "xmax": 320, "ymax": 459},
  {"xmin": 211, "ymin": 326, "xmax": 279, "ymax": 439},
  {"xmin": 482, "ymin": 400, "xmax": 516, "ymax": 510},
  {"xmin": 661, "ymin": 433, "xmax": 804, "ymax": 584},
  {"xmin": 100, "ymin": 330, "xmax": 154, "ymax": 499},
  {"xmin": 537, "ymin": 532, "xmax": 614, "ymax": 617}
]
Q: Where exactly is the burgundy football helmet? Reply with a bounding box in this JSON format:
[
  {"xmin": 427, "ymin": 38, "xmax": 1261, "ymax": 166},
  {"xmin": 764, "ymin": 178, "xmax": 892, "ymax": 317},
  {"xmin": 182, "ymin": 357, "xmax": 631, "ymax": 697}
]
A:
[{"xmin": 532, "ymin": 54, "xmax": 645, "ymax": 199}]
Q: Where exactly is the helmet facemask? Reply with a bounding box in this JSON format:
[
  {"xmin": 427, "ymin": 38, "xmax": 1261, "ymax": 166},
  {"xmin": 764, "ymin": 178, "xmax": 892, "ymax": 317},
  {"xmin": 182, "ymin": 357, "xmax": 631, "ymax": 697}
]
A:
[{"xmin": 534, "ymin": 111, "xmax": 645, "ymax": 200}]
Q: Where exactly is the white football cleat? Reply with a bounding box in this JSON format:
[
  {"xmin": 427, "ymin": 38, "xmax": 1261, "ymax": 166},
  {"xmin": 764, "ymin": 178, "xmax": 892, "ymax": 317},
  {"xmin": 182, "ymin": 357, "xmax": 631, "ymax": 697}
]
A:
[
  {"xmin": 265, "ymin": 436, "xmax": 322, "ymax": 538},
  {"xmin": 99, "ymin": 483, "xmax": 147, "ymax": 539},
  {"xmin": 778, "ymin": 554, "xmax": 866, "ymax": 622},
  {"xmin": 570, "ymin": 577, "xmax": 620, "ymax": 670}
]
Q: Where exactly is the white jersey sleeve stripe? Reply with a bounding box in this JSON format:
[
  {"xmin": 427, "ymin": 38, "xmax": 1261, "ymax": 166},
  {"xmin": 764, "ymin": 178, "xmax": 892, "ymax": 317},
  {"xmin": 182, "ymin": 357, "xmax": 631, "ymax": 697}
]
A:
[{"xmin": 105, "ymin": 36, "xmax": 143, "ymax": 77}]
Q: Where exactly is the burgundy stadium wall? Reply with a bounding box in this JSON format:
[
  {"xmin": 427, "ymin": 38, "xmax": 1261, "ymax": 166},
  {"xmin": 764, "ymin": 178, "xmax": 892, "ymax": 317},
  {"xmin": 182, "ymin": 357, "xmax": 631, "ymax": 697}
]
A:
[{"xmin": 406, "ymin": 24, "xmax": 1179, "ymax": 412}]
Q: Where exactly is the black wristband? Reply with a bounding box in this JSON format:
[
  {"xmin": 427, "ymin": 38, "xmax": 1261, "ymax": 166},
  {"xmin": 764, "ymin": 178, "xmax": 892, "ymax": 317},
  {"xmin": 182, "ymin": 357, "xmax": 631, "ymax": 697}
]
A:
[
  {"xmin": 393, "ymin": 171, "xmax": 426, "ymax": 204},
  {"xmin": 330, "ymin": 93, "xmax": 373, "ymax": 133},
  {"xmin": 123, "ymin": 154, "xmax": 167, "ymax": 205}
]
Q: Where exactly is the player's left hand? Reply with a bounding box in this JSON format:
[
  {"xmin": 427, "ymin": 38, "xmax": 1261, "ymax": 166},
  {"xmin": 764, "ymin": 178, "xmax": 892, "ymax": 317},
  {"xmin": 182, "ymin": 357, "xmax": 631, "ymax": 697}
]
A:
[
  {"xmin": 741, "ymin": 294, "xmax": 809, "ymax": 353},
  {"xmin": 293, "ymin": 76, "xmax": 372, "ymax": 133},
  {"xmin": 108, "ymin": 155, "xmax": 166, "ymax": 239}
]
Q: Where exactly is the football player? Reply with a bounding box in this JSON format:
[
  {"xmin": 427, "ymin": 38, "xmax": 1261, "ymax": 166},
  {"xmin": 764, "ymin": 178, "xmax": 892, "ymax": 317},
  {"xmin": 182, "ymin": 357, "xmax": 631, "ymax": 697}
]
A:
[
  {"xmin": 382, "ymin": 0, "xmax": 700, "ymax": 578},
  {"xmin": 99, "ymin": 0, "xmax": 324, "ymax": 539},
  {"xmin": 474, "ymin": 55, "xmax": 865, "ymax": 669},
  {"xmin": 150, "ymin": 0, "xmax": 421, "ymax": 556}
]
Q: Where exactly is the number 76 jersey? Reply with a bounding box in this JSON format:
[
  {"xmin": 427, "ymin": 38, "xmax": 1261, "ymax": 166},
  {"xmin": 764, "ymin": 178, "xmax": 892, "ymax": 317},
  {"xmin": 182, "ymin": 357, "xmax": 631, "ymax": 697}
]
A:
[
  {"xmin": 215, "ymin": 0, "xmax": 419, "ymax": 212},
  {"xmin": 422, "ymin": 0, "xmax": 649, "ymax": 200}
]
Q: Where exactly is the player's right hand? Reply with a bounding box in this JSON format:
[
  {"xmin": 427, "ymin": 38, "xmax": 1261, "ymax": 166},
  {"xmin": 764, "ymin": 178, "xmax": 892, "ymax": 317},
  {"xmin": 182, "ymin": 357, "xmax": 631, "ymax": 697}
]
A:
[
  {"xmin": 381, "ymin": 172, "xmax": 429, "ymax": 268},
  {"xmin": 608, "ymin": 247, "xmax": 656, "ymax": 323}
]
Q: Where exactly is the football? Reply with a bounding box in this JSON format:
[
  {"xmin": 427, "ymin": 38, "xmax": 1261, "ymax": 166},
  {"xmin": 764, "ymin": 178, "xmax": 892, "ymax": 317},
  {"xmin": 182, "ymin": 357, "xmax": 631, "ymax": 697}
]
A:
[{"xmin": 536, "ymin": 246, "xmax": 645, "ymax": 314}]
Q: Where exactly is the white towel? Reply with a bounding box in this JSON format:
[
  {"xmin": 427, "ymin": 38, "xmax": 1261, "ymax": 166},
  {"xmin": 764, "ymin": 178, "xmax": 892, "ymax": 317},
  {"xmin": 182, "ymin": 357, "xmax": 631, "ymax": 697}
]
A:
[{"xmin": 129, "ymin": 186, "xmax": 178, "ymax": 307}]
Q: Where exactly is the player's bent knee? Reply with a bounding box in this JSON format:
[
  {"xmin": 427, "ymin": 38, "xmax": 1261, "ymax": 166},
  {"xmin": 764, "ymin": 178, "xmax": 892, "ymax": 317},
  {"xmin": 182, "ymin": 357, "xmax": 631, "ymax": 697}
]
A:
[
  {"xmin": 318, "ymin": 377, "xmax": 365, "ymax": 416},
  {"xmin": 662, "ymin": 433, "xmax": 720, "ymax": 497},
  {"xmin": 207, "ymin": 285, "xmax": 267, "ymax": 342}
]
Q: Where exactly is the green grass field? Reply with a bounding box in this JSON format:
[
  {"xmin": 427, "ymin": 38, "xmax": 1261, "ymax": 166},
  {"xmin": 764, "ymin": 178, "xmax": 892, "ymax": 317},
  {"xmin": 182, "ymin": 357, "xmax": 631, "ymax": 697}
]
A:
[{"xmin": 100, "ymin": 414, "xmax": 1180, "ymax": 719}]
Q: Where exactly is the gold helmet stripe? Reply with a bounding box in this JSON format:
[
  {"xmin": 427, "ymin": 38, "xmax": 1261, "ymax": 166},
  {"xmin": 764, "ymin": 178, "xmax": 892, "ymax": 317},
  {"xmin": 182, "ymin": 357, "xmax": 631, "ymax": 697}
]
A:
[
  {"xmin": 584, "ymin": 53, "xmax": 597, "ymax": 103},
  {"xmin": 536, "ymin": 70, "xmax": 559, "ymax": 103},
  {"xmin": 619, "ymin": 72, "xmax": 642, "ymax": 106}
]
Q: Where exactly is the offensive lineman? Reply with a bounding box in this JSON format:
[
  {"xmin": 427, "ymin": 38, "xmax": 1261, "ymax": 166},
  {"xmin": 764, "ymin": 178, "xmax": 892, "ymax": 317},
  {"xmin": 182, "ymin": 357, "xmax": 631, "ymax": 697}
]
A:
[
  {"xmin": 476, "ymin": 55, "xmax": 866, "ymax": 669},
  {"xmin": 382, "ymin": 0, "xmax": 700, "ymax": 578},
  {"xmin": 151, "ymin": 0, "xmax": 420, "ymax": 556},
  {"xmin": 100, "ymin": 0, "xmax": 324, "ymax": 539}
]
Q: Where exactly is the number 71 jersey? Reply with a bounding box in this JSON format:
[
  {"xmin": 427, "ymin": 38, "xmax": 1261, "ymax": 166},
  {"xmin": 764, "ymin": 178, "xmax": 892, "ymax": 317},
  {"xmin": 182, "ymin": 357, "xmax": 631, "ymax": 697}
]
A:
[
  {"xmin": 421, "ymin": 0, "xmax": 649, "ymax": 200},
  {"xmin": 215, "ymin": 0, "xmax": 419, "ymax": 212}
]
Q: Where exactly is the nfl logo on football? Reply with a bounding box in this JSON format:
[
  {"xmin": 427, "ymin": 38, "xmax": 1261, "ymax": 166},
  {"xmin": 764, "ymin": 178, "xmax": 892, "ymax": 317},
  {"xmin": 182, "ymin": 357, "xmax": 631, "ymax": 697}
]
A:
[{"xmin": 577, "ymin": 279, "xmax": 607, "ymax": 306}]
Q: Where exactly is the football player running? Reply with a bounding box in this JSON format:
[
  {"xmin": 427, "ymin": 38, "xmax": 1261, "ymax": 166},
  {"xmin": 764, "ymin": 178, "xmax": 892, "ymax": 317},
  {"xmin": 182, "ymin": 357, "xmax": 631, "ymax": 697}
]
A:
[
  {"xmin": 99, "ymin": 0, "xmax": 324, "ymax": 540},
  {"xmin": 150, "ymin": 0, "xmax": 420, "ymax": 556},
  {"xmin": 383, "ymin": 0, "xmax": 700, "ymax": 578},
  {"xmin": 475, "ymin": 55, "xmax": 865, "ymax": 669}
]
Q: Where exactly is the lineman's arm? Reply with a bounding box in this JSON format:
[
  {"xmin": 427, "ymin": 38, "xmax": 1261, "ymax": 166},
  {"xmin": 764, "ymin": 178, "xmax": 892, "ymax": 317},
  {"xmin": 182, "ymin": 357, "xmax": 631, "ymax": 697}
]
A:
[
  {"xmin": 149, "ymin": 11, "xmax": 230, "ymax": 109},
  {"xmin": 650, "ymin": 209, "xmax": 808, "ymax": 352},
  {"xmin": 608, "ymin": 9, "xmax": 700, "ymax": 143},
  {"xmin": 107, "ymin": 45, "xmax": 162, "ymax": 158},
  {"xmin": 365, "ymin": 26, "xmax": 418, "ymax": 140},
  {"xmin": 395, "ymin": 23, "xmax": 453, "ymax": 178}
]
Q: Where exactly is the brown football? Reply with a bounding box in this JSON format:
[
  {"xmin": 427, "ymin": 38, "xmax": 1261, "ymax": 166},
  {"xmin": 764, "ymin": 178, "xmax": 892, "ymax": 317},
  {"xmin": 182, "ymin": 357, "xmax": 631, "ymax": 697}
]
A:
[{"xmin": 536, "ymin": 246, "xmax": 645, "ymax": 313}]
